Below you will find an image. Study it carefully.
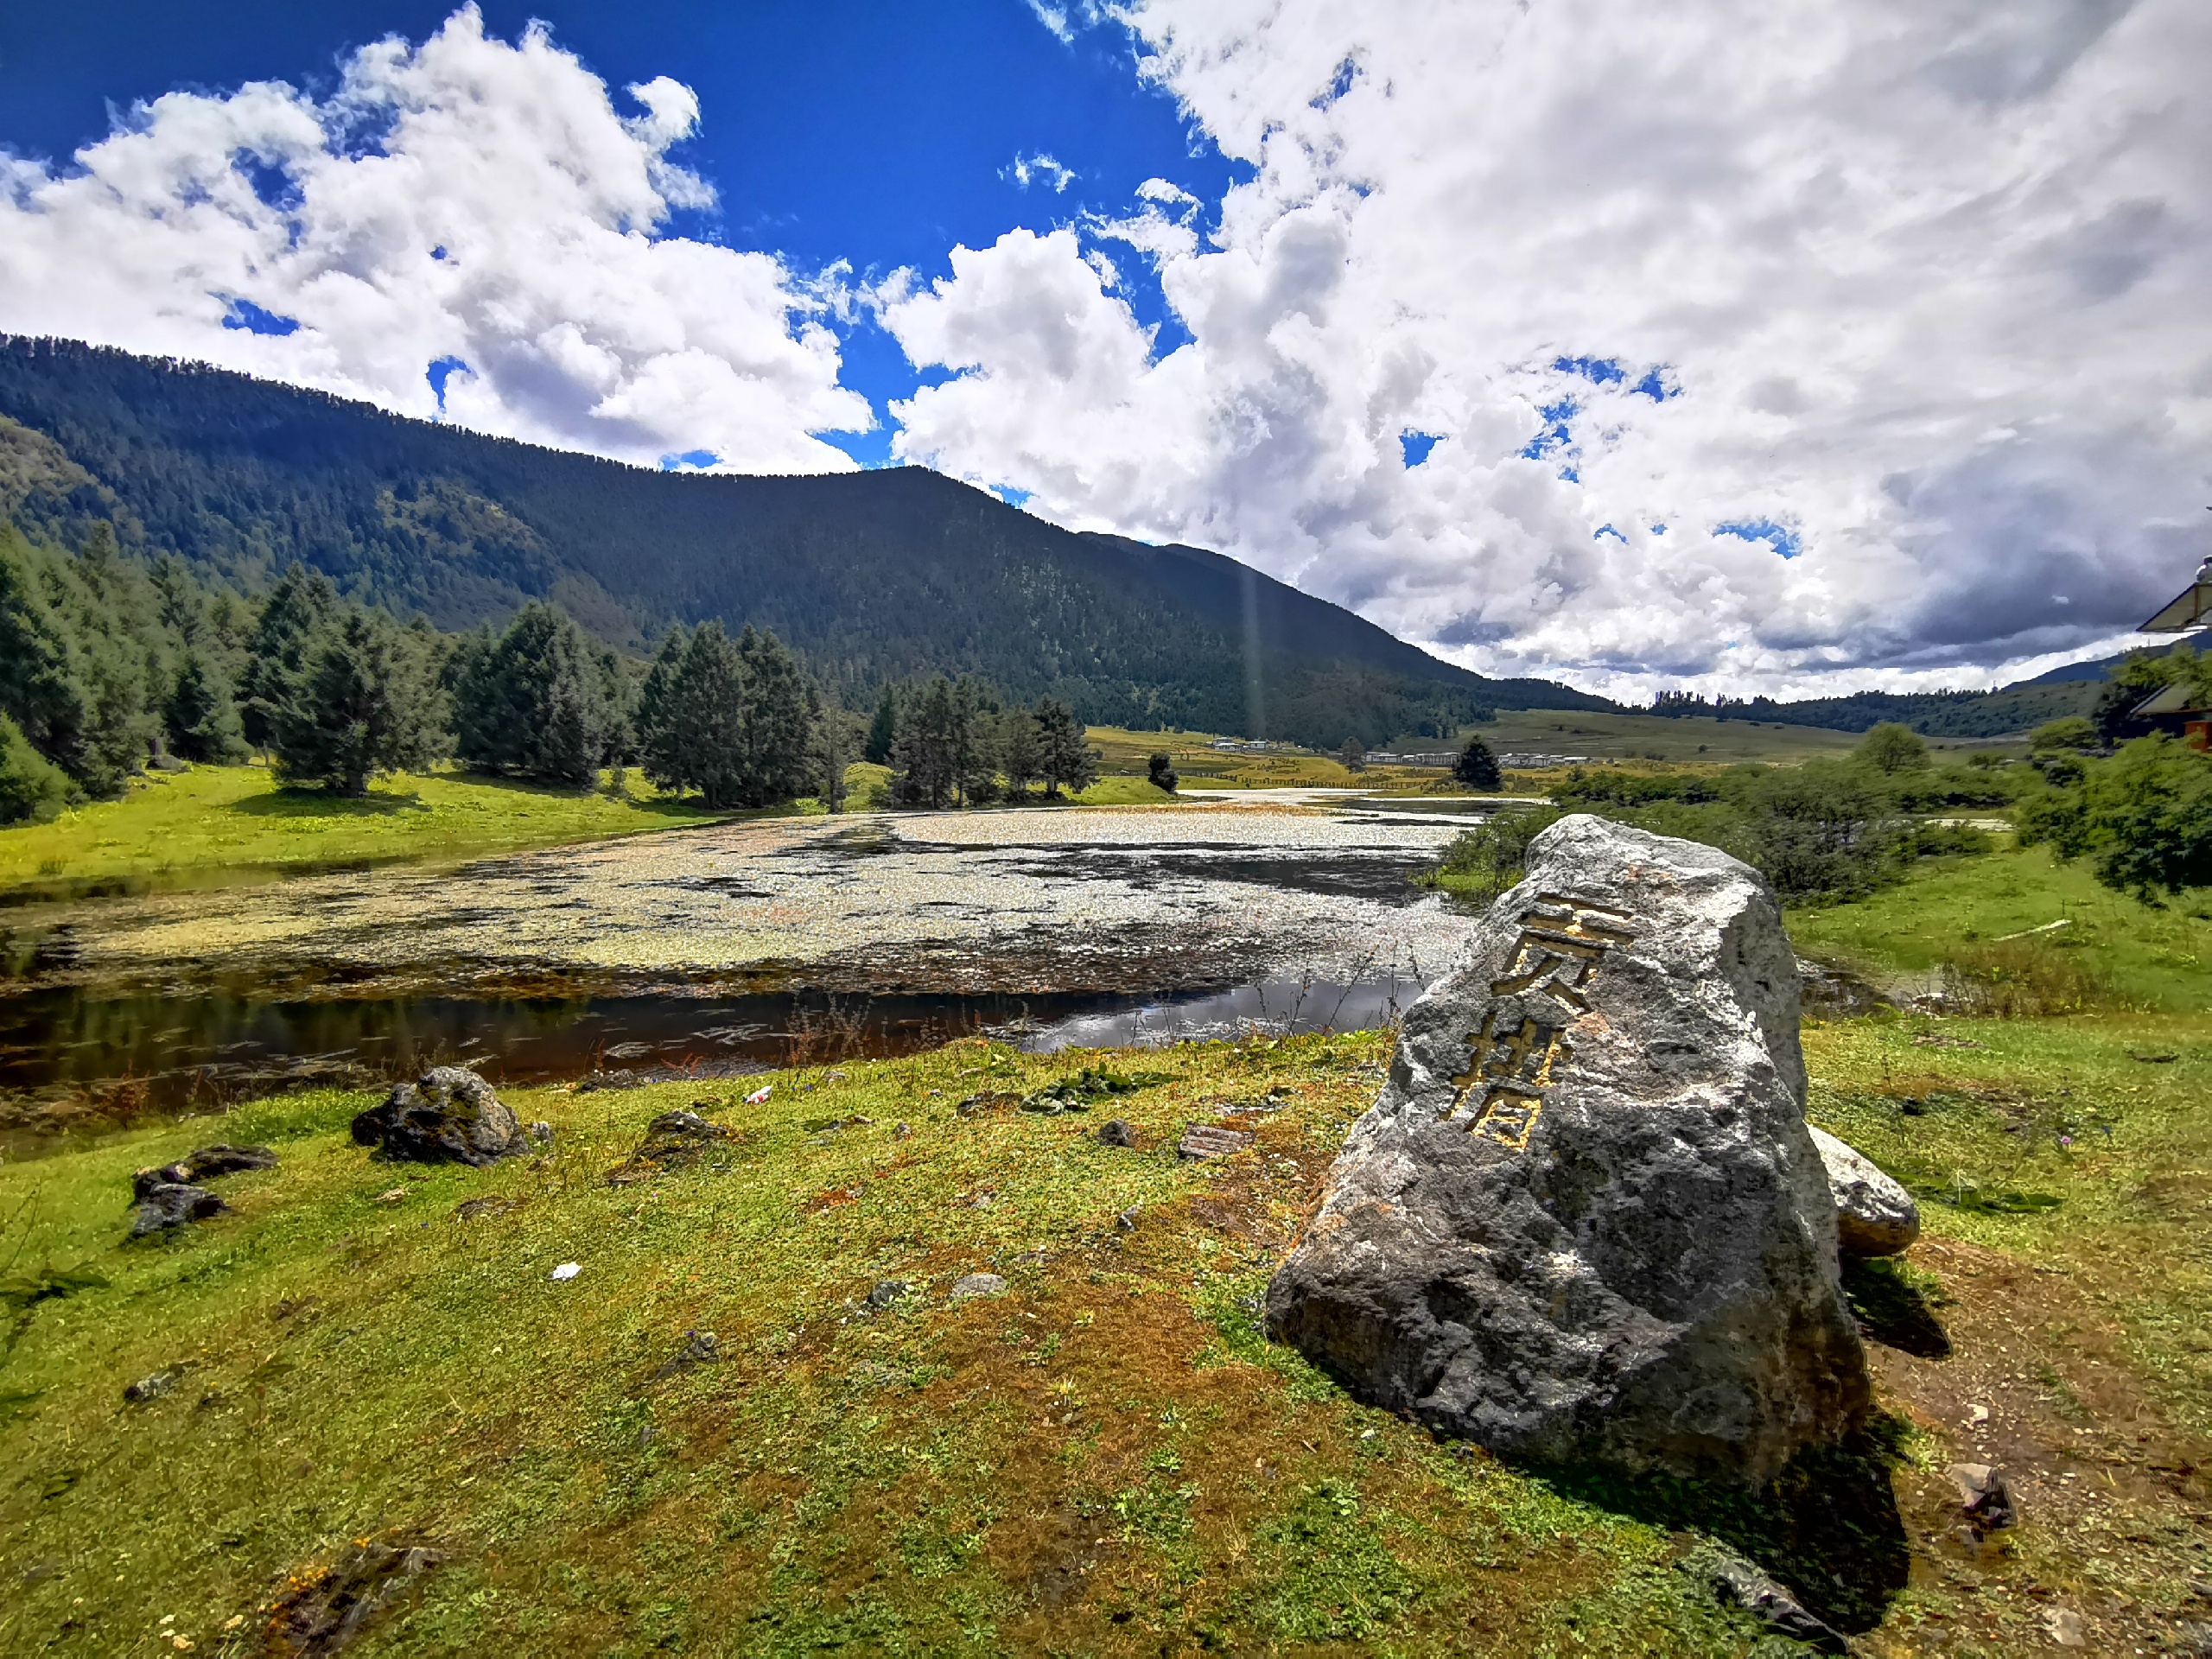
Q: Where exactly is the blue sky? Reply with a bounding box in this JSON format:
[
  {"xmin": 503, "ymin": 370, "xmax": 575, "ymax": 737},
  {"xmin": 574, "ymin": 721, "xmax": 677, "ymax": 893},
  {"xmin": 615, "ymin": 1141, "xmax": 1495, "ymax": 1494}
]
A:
[
  {"xmin": 0, "ymin": 0, "xmax": 1239, "ymax": 464},
  {"xmin": 0, "ymin": 0, "xmax": 2200, "ymax": 695}
]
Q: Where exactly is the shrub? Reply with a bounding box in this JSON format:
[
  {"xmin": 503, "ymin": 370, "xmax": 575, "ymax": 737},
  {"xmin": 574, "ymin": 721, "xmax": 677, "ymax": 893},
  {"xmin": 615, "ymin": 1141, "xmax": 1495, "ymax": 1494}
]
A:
[
  {"xmin": 2018, "ymin": 734, "xmax": 2212, "ymax": 899},
  {"xmin": 1147, "ymin": 751, "xmax": 1178, "ymax": 792},
  {"xmin": 1418, "ymin": 806, "xmax": 1564, "ymax": 902},
  {"xmin": 0, "ymin": 711, "xmax": 74, "ymax": 824},
  {"xmin": 2031, "ymin": 715, "xmax": 2097, "ymax": 753}
]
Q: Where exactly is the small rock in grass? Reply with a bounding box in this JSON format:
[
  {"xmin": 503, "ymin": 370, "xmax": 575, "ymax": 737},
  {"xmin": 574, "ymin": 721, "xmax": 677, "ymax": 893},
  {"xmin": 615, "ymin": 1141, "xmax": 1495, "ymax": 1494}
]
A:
[
  {"xmin": 525, "ymin": 1121, "xmax": 555, "ymax": 1150},
  {"xmin": 260, "ymin": 1536, "xmax": 442, "ymax": 1654},
  {"xmin": 1176, "ymin": 1123, "xmax": 1253, "ymax": 1160},
  {"xmin": 652, "ymin": 1330, "xmax": 721, "ymax": 1378},
  {"xmin": 1948, "ymin": 1462, "xmax": 2017, "ymax": 1535},
  {"xmin": 375, "ymin": 1188, "xmax": 407, "ymax": 1205},
  {"xmin": 353, "ymin": 1067, "xmax": 525, "ymax": 1166},
  {"xmin": 130, "ymin": 1144, "xmax": 277, "ymax": 1201},
  {"xmin": 454, "ymin": 1197, "xmax": 512, "ymax": 1221},
  {"xmin": 948, "ymin": 1273, "xmax": 1007, "ymax": 1302},
  {"xmin": 130, "ymin": 1184, "xmax": 228, "ymax": 1237},
  {"xmin": 1809, "ymin": 1125, "xmax": 1920, "ymax": 1255},
  {"xmin": 124, "ymin": 1370, "xmax": 180, "ymax": 1403},
  {"xmin": 1680, "ymin": 1548, "xmax": 1848, "ymax": 1655},
  {"xmin": 1098, "ymin": 1119, "xmax": 1134, "ymax": 1147},
  {"xmin": 2044, "ymin": 1608, "xmax": 2087, "ymax": 1648},
  {"xmin": 865, "ymin": 1280, "xmax": 910, "ymax": 1311},
  {"xmin": 607, "ymin": 1110, "xmax": 738, "ymax": 1183},
  {"xmin": 1116, "ymin": 1206, "xmax": 1140, "ymax": 1232},
  {"xmin": 550, "ymin": 1262, "xmax": 582, "ymax": 1282},
  {"xmin": 894, "ymin": 1122, "xmax": 912, "ymax": 1140}
]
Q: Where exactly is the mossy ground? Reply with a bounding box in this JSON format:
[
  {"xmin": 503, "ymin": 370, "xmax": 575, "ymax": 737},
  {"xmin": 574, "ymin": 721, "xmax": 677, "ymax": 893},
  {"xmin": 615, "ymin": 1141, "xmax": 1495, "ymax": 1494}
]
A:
[{"xmin": 2, "ymin": 846, "xmax": 2209, "ymax": 1656}]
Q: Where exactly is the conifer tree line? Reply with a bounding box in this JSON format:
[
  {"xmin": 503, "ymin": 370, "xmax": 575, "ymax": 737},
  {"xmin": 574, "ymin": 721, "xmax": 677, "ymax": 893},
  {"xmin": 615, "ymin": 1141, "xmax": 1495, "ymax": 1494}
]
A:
[
  {"xmin": 0, "ymin": 525, "xmax": 856, "ymax": 822},
  {"xmin": 862, "ymin": 677, "xmax": 1099, "ymax": 806}
]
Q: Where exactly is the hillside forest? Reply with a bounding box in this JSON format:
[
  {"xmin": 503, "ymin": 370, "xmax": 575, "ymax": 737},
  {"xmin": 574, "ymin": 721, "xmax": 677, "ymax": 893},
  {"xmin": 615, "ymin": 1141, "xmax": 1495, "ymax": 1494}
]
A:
[{"xmin": 0, "ymin": 523, "xmax": 1105, "ymax": 823}]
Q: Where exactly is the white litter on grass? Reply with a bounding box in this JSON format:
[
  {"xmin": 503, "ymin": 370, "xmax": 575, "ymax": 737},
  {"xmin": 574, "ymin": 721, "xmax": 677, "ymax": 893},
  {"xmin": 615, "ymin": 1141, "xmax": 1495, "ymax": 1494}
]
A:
[
  {"xmin": 550, "ymin": 1262, "xmax": 582, "ymax": 1281},
  {"xmin": 746, "ymin": 1084, "xmax": 772, "ymax": 1104}
]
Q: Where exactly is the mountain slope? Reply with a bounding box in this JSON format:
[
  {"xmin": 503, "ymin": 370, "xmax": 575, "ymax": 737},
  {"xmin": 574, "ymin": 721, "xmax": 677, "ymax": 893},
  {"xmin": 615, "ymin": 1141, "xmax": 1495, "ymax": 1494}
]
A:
[{"xmin": 0, "ymin": 336, "xmax": 1613, "ymax": 743}]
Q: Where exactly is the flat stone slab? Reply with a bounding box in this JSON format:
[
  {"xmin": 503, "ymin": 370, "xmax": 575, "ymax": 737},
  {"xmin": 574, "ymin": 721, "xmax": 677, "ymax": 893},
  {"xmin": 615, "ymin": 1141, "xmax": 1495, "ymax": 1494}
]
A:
[
  {"xmin": 1177, "ymin": 1124, "xmax": 1255, "ymax": 1160},
  {"xmin": 1266, "ymin": 814, "xmax": 1869, "ymax": 1484}
]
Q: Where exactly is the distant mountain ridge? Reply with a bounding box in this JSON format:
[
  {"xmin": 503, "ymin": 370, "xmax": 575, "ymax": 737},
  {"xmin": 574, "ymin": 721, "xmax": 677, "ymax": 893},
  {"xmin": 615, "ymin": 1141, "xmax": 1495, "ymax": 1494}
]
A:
[{"xmin": 0, "ymin": 335, "xmax": 1615, "ymax": 747}]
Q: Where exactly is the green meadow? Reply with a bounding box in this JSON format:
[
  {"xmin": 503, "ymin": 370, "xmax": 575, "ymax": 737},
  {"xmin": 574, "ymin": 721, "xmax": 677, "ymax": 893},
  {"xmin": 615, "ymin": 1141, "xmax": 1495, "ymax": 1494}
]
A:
[{"xmin": 2, "ymin": 843, "xmax": 2208, "ymax": 1655}]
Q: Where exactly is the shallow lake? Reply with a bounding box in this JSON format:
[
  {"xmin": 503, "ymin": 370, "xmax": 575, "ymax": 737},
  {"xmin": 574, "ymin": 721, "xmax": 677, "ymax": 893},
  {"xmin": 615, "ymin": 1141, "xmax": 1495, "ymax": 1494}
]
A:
[{"xmin": 1, "ymin": 800, "xmax": 1481, "ymax": 1144}]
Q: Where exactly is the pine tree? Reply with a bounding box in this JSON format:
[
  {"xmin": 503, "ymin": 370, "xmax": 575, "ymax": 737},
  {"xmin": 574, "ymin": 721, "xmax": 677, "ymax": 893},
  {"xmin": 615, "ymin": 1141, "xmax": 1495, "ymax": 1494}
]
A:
[
  {"xmin": 950, "ymin": 675, "xmax": 1001, "ymax": 805},
  {"xmin": 893, "ymin": 677, "xmax": 961, "ymax": 808},
  {"xmin": 450, "ymin": 602, "xmax": 624, "ymax": 785},
  {"xmin": 864, "ymin": 685, "xmax": 899, "ymax": 765},
  {"xmin": 1453, "ymin": 734, "xmax": 1501, "ymax": 791},
  {"xmin": 635, "ymin": 628, "xmax": 687, "ymax": 783},
  {"xmin": 166, "ymin": 647, "xmax": 248, "ymax": 762},
  {"xmin": 735, "ymin": 625, "xmax": 815, "ymax": 806},
  {"xmin": 1035, "ymin": 697, "xmax": 1098, "ymax": 798},
  {"xmin": 272, "ymin": 607, "xmax": 450, "ymax": 796},
  {"xmin": 0, "ymin": 530, "xmax": 97, "ymax": 786},
  {"xmin": 239, "ymin": 563, "xmax": 337, "ymax": 753},
  {"xmin": 817, "ymin": 697, "xmax": 850, "ymax": 813},
  {"xmin": 998, "ymin": 704, "xmax": 1042, "ymax": 799}
]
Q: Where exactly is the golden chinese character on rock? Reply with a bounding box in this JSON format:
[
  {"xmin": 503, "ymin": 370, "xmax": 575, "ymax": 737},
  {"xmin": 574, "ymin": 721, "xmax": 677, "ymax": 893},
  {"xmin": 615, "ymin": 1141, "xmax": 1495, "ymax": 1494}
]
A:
[
  {"xmin": 1465, "ymin": 1084, "xmax": 1543, "ymax": 1148},
  {"xmin": 1488, "ymin": 892, "xmax": 1636, "ymax": 1013},
  {"xmin": 1441, "ymin": 893, "xmax": 1637, "ymax": 1147}
]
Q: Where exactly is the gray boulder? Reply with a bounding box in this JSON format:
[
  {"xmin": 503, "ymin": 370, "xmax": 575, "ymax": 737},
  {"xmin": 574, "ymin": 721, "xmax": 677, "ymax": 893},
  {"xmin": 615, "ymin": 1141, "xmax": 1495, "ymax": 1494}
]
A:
[
  {"xmin": 130, "ymin": 1183, "xmax": 228, "ymax": 1237},
  {"xmin": 1266, "ymin": 815, "xmax": 1869, "ymax": 1484},
  {"xmin": 1809, "ymin": 1125, "xmax": 1920, "ymax": 1255},
  {"xmin": 352, "ymin": 1067, "xmax": 524, "ymax": 1166}
]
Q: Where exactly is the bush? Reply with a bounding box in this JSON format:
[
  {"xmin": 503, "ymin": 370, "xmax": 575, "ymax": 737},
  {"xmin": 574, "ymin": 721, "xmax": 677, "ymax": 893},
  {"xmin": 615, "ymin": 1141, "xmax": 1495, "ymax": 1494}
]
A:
[
  {"xmin": 2031, "ymin": 715, "xmax": 2097, "ymax": 753},
  {"xmin": 1418, "ymin": 806, "xmax": 1564, "ymax": 902},
  {"xmin": 0, "ymin": 711, "xmax": 74, "ymax": 824},
  {"xmin": 2018, "ymin": 734, "xmax": 2212, "ymax": 899},
  {"xmin": 1147, "ymin": 751, "xmax": 1178, "ymax": 792}
]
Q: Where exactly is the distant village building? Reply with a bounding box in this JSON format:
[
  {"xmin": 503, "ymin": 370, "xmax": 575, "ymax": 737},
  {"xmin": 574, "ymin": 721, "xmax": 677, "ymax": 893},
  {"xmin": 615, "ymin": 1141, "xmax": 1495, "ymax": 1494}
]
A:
[{"xmin": 2135, "ymin": 555, "xmax": 2212, "ymax": 748}]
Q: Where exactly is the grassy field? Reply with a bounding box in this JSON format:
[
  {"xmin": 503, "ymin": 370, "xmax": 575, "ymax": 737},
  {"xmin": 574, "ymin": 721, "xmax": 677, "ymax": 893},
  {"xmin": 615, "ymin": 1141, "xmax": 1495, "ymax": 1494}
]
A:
[
  {"xmin": 2, "ymin": 850, "xmax": 2209, "ymax": 1654},
  {"xmin": 0, "ymin": 765, "xmax": 742, "ymax": 900},
  {"xmin": 1789, "ymin": 842, "xmax": 2212, "ymax": 1015},
  {"xmin": 1086, "ymin": 710, "xmax": 2016, "ymax": 797}
]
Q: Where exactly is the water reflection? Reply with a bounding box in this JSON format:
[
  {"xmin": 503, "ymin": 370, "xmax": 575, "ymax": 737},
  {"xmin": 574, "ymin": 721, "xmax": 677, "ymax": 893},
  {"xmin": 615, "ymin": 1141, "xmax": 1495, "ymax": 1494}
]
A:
[{"xmin": 0, "ymin": 970, "xmax": 1427, "ymax": 1148}]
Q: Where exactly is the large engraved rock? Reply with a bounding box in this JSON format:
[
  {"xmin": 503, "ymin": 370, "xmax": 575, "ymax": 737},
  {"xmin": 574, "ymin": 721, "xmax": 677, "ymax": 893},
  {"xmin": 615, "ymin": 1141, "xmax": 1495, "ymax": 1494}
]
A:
[{"xmin": 1267, "ymin": 815, "xmax": 1869, "ymax": 1483}]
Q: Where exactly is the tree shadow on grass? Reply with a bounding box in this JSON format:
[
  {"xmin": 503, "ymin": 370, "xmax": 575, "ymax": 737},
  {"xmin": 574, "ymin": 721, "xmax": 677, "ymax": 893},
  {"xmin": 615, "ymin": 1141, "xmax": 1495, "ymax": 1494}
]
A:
[
  {"xmin": 1523, "ymin": 1414, "xmax": 1913, "ymax": 1633},
  {"xmin": 1842, "ymin": 1256, "xmax": 1953, "ymax": 1360},
  {"xmin": 228, "ymin": 786, "xmax": 427, "ymax": 818}
]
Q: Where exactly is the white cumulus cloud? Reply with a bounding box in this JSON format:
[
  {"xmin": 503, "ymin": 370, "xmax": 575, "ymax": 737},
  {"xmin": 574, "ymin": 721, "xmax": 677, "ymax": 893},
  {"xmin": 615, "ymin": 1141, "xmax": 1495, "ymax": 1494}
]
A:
[
  {"xmin": 0, "ymin": 5, "xmax": 870, "ymax": 474},
  {"xmin": 885, "ymin": 0, "xmax": 2212, "ymax": 693}
]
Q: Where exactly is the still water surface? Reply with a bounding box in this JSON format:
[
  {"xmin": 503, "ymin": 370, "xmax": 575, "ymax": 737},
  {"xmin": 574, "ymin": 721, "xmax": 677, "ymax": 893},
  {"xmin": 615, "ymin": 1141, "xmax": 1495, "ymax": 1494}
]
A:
[{"xmin": 1, "ymin": 800, "xmax": 1478, "ymax": 1141}]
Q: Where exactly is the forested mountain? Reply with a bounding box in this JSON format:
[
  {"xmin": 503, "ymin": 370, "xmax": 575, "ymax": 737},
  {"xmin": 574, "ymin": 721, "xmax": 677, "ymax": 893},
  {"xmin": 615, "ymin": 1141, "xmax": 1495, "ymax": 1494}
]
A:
[
  {"xmin": 1652, "ymin": 680, "xmax": 2102, "ymax": 738},
  {"xmin": 0, "ymin": 336, "xmax": 1612, "ymax": 746}
]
